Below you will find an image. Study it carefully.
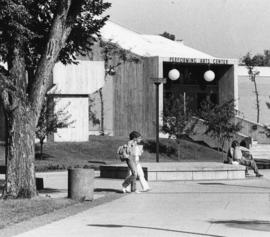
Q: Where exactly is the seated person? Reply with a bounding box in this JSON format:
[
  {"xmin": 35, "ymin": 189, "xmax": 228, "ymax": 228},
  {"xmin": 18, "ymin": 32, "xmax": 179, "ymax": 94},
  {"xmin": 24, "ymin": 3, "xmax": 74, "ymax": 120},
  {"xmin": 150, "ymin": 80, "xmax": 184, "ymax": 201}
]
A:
[
  {"xmin": 239, "ymin": 140, "xmax": 254, "ymax": 162},
  {"xmin": 227, "ymin": 140, "xmax": 263, "ymax": 177}
]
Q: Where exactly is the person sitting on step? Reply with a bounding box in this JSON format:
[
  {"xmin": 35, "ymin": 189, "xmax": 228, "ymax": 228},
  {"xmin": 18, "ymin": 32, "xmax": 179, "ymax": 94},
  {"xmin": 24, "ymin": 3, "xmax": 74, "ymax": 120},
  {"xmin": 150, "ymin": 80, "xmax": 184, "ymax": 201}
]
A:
[{"xmin": 228, "ymin": 140, "xmax": 263, "ymax": 177}]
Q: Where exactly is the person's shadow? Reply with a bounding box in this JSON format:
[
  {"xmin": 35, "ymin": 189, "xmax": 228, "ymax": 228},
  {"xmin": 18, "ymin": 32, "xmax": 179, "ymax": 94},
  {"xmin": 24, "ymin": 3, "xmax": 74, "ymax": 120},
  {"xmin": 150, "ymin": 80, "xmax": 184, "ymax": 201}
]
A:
[
  {"xmin": 94, "ymin": 188, "xmax": 123, "ymax": 194},
  {"xmin": 87, "ymin": 224, "xmax": 225, "ymax": 237},
  {"xmin": 209, "ymin": 219, "xmax": 270, "ymax": 232}
]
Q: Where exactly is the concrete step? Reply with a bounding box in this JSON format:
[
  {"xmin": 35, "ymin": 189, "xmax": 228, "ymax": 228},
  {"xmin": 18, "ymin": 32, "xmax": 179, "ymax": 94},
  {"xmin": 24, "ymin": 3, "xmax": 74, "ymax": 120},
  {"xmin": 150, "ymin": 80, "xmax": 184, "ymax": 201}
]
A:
[
  {"xmin": 250, "ymin": 144, "xmax": 270, "ymax": 154},
  {"xmin": 251, "ymin": 153, "xmax": 270, "ymax": 156},
  {"xmin": 251, "ymin": 147, "xmax": 270, "ymax": 150},
  {"xmin": 251, "ymin": 151, "xmax": 270, "ymax": 154},
  {"xmin": 251, "ymin": 148, "xmax": 270, "ymax": 151},
  {"xmin": 100, "ymin": 162, "xmax": 246, "ymax": 181},
  {"xmin": 252, "ymin": 154, "xmax": 270, "ymax": 160},
  {"xmin": 249, "ymin": 143, "xmax": 270, "ymax": 167},
  {"xmin": 251, "ymin": 153, "xmax": 270, "ymax": 157},
  {"xmin": 251, "ymin": 144, "xmax": 270, "ymax": 148}
]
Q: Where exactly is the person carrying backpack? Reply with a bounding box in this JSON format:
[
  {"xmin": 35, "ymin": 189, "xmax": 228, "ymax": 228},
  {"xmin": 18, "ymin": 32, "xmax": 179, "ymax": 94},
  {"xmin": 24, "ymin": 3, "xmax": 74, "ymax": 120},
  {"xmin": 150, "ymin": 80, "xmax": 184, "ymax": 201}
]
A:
[{"xmin": 119, "ymin": 131, "xmax": 142, "ymax": 193}]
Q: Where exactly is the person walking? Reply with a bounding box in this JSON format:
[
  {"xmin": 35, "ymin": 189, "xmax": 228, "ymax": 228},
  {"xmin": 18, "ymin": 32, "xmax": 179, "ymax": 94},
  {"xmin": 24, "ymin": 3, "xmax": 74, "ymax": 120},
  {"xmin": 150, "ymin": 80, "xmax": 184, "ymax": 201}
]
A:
[
  {"xmin": 121, "ymin": 131, "xmax": 140, "ymax": 193},
  {"xmin": 135, "ymin": 141, "xmax": 150, "ymax": 192},
  {"xmin": 122, "ymin": 131, "xmax": 150, "ymax": 193}
]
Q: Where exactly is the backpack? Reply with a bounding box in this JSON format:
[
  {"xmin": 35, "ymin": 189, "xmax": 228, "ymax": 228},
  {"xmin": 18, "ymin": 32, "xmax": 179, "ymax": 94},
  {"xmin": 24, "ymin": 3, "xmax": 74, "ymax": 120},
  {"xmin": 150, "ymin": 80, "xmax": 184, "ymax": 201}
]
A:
[{"xmin": 117, "ymin": 144, "xmax": 130, "ymax": 162}]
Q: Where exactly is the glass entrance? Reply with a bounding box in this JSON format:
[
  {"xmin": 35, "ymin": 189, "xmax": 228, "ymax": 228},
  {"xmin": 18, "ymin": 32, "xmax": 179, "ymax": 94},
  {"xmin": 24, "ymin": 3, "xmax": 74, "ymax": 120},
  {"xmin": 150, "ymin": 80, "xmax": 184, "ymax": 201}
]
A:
[{"xmin": 163, "ymin": 62, "xmax": 219, "ymax": 114}]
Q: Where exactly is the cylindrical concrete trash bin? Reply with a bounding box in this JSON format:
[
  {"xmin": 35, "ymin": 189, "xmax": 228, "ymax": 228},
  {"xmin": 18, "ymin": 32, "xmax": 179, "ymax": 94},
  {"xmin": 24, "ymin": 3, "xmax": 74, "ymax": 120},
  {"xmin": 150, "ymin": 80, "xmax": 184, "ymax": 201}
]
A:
[{"xmin": 68, "ymin": 168, "xmax": 95, "ymax": 201}]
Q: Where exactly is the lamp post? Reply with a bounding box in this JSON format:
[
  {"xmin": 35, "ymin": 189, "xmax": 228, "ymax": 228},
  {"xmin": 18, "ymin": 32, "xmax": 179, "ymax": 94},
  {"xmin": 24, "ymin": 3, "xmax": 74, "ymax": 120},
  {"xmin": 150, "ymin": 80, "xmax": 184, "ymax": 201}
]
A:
[{"xmin": 152, "ymin": 77, "xmax": 166, "ymax": 162}]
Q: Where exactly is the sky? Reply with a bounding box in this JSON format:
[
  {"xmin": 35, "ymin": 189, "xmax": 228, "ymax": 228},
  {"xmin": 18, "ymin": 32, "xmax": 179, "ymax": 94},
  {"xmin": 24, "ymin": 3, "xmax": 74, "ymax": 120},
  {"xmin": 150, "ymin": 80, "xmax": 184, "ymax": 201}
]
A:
[{"xmin": 106, "ymin": 0, "xmax": 270, "ymax": 59}]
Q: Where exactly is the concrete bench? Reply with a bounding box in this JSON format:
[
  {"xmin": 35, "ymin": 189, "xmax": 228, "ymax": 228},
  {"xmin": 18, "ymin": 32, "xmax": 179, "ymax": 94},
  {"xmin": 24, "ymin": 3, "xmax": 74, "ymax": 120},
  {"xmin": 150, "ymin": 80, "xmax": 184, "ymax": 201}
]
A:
[
  {"xmin": 100, "ymin": 165, "xmax": 148, "ymax": 180},
  {"xmin": 100, "ymin": 162, "xmax": 246, "ymax": 181}
]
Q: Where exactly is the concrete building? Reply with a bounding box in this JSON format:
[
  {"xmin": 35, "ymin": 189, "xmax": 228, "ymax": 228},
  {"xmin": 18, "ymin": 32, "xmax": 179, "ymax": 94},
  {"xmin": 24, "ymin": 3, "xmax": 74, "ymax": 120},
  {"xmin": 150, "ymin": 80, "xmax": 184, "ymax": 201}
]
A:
[
  {"xmin": 1, "ymin": 21, "xmax": 269, "ymax": 142},
  {"xmin": 86, "ymin": 21, "xmax": 238, "ymax": 138},
  {"xmin": 52, "ymin": 60, "xmax": 105, "ymax": 141}
]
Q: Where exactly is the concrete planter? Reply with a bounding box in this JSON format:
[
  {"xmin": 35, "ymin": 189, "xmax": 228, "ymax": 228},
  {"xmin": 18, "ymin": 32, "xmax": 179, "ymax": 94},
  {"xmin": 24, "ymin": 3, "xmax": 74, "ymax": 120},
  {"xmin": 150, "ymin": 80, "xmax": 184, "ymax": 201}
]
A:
[{"xmin": 68, "ymin": 168, "xmax": 94, "ymax": 201}]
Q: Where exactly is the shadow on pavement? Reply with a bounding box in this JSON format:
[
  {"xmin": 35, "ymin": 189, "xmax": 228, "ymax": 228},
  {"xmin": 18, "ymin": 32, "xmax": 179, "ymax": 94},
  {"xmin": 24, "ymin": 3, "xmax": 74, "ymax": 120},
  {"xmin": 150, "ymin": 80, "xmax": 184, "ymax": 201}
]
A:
[
  {"xmin": 94, "ymin": 188, "xmax": 123, "ymax": 194},
  {"xmin": 210, "ymin": 220, "xmax": 270, "ymax": 232},
  {"xmin": 87, "ymin": 224, "xmax": 225, "ymax": 237},
  {"xmin": 199, "ymin": 182, "xmax": 270, "ymax": 190}
]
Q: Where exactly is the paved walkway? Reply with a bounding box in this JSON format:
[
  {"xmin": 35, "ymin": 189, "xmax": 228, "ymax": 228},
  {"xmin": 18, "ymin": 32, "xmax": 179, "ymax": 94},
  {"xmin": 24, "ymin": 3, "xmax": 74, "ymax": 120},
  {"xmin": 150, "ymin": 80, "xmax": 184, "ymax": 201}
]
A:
[{"xmin": 3, "ymin": 169, "xmax": 270, "ymax": 237}]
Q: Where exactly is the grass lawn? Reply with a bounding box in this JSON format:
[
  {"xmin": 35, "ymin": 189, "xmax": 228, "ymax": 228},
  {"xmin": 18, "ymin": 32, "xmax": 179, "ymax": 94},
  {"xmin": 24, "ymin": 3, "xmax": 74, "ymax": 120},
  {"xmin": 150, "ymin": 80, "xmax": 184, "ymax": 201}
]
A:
[
  {"xmin": 0, "ymin": 136, "xmax": 223, "ymax": 230},
  {"xmin": 33, "ymin": 136, "xmax": 223, "ymax": 171},
  {"xmin": 0, "ymin": 135, "xmax": 223, "ymax": 171},
  {"xmin": 0, "ymin": 197, "xmax": 76, "ymax": 229},
  {"xmin": 0, "ymin": 192, "xmax": 123, "ymax": 230}
]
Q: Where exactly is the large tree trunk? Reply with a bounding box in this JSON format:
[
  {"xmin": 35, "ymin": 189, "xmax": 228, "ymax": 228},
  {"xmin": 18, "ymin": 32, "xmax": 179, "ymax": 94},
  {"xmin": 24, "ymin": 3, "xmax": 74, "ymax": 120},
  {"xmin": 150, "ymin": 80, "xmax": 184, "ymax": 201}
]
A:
[
  {"xmin": 4, "ymin": 105, "xmax": 36, "ymax": 198},
  {"xmin": 0, "ymin": 0, "xmax": 73, "ymax": 199}
]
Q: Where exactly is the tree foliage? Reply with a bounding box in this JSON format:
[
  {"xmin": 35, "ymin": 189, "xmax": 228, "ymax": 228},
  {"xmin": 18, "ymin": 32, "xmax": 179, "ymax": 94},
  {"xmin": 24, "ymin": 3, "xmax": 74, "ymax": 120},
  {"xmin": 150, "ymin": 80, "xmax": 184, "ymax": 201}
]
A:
[
  {"xmin": 241, "ymin": 51, "xmax": 270, "ymax": 123},
  {"xmin": 159, "ymin": 31, "xmax": 176, "ymax": 41},
  {"xmin": 95, "ymin": 40, "xmax": 141, "ymax": 135},
  {"xmin": 162, "ymin": 93, "xmax": 194, "ymax": 139},
  {"xmin": 161, "ymin": 93, "xmax": 194, "ymax": 159},
  {"xmin": 100, "ymin": 40, "xmax": 141, "ymax": 73},
  {"xmin": 0, "ymin": 0, "xmax": 111, "ymax": 198},
  {"xmin": 36, "ymin": 97, "xmax": 74, "ymax": 159},
  {"xmin": 0, "ymin": 0, "xmax": 111, "ymax": 119},
  {"xmin": 198, "ymin": 99, "xmax": 242, "ymax": 152},
  {"xmin": 0, "ymin": 0, "xmax": 111, "ymax": 66},
  {"xmin": 241, "ymin": 50, "xmax": 270, "ymax": 67},
  {"xmin": 89, "ymin": 96, "xmax": 100, "ymax": 126}
]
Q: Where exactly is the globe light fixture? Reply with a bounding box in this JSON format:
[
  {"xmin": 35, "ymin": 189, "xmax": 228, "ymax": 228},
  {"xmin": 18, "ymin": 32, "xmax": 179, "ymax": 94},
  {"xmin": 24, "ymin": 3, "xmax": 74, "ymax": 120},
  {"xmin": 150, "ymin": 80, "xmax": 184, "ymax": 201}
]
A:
[
  {"xmin": 168, "ymin": 69, "xmax": 180, "ymax": 80},
  {"xmin": 204, "ymin": 70, "xmax": 215, "ymax": 82}
]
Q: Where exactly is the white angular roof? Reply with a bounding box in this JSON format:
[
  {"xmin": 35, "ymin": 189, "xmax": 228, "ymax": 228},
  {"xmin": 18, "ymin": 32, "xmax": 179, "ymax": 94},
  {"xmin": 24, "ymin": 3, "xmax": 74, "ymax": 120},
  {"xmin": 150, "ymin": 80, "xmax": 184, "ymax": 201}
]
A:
[{"xmin": 100, "ymin": 21, "xmax": 215, "ymax": 59}]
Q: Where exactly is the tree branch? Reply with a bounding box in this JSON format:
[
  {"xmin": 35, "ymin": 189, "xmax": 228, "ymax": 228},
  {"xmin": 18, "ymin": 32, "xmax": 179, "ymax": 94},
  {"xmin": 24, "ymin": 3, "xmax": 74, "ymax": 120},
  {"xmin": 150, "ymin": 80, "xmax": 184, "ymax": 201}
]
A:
[
  {"xmin": 0, "ymin": 89, "xmax": 19, "ymax": 112},
  {"xmin": 9, "ymin": 45, "xmax": 27, "ymax": 92},
  {"xmin": 0, "ymin": 72, "xmax": 18, "ymax": 111},
  {"xmin": 0, "ymin": 73, "xmax": 7, "ymax": 99},
  {"xmin": 29, "ymin": 0, "xmax": 73, "ymax": 124}
]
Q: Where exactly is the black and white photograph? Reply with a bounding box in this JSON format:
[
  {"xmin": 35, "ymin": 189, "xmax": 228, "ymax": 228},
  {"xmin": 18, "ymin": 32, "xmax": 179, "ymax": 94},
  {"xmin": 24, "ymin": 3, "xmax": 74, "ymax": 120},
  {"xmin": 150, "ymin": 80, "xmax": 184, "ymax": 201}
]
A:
[{"xmin": 0, "ymin": 0, "xmax": 270, "ymax": 236}]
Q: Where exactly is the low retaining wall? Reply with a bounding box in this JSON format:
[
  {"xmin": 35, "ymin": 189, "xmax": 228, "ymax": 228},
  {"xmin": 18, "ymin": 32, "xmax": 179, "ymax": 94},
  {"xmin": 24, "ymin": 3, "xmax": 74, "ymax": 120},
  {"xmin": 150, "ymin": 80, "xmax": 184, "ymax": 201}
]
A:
[
  {"xmin": 100, "ymin": 166, "xmax": 148, "ymax": 180},
  {"xmin": 100, "ymin": 162, "xmax": 246, "ymax": 181}
]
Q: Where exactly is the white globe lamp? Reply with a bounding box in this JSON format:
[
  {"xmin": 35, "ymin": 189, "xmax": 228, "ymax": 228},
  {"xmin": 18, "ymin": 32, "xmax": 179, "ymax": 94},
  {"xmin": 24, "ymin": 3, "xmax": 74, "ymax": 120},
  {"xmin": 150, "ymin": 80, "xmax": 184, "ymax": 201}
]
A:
[
  {"xmin": 168, "ymin": 69, "xmax": 180, "ymax": 81},
  {"xmin": 204, "ymin": 70, "xmax": 215, "ymax": 82}
]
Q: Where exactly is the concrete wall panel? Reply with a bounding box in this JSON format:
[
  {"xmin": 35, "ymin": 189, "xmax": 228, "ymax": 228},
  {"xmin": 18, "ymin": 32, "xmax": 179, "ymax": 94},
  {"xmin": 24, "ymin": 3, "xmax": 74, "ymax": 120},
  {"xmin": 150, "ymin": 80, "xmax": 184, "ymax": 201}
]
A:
[
  {"xmin": 54, "ymin": 97, "xmax": 89, "ymax": 142},
  {"xmin": 238, "ymin": 75, "xmax": 270, "ymax": 125},
  {"xmin": 218, "ymin": 65, "xmax": 235, "ymax": 104},
  {"xmin": 53, "ymin": 61, "xmax": 105, "ymax": 95}
]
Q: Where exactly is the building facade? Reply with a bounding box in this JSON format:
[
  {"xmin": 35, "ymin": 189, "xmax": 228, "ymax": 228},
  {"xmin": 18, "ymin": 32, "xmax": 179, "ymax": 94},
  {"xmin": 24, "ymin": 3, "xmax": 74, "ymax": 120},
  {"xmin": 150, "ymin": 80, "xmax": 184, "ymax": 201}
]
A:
[
  {"xmin": 4, "ymin": 21, "xmax": 265, "ymax": 142},
  {"xmin": 87, "ymin": 21, "xmax": 238, "ymax": 138}
]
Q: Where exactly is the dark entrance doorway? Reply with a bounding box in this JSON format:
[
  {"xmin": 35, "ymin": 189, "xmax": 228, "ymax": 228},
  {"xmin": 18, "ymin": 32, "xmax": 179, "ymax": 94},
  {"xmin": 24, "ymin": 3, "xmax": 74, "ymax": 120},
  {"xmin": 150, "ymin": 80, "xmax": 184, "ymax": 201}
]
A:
[{"xmin": 163, "ymin": 62, "xmax": 219, "ymax": 114}]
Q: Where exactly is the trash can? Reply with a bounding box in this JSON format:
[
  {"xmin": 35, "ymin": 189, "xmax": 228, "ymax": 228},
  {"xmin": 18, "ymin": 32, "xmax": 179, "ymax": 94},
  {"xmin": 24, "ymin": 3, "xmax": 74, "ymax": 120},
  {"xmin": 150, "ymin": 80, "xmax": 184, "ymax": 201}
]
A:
[{"xmin": 68, "ymin": 168, "xmax": 94, "ymax": 201}]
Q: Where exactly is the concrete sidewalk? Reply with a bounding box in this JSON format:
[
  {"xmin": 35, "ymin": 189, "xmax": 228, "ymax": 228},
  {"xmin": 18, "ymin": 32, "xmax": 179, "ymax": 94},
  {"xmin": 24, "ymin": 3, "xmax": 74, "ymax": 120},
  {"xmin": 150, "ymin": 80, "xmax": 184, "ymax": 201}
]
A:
[{"xmin": 3, "ymin": 169, "xmax": 270, "ymax": 237}]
